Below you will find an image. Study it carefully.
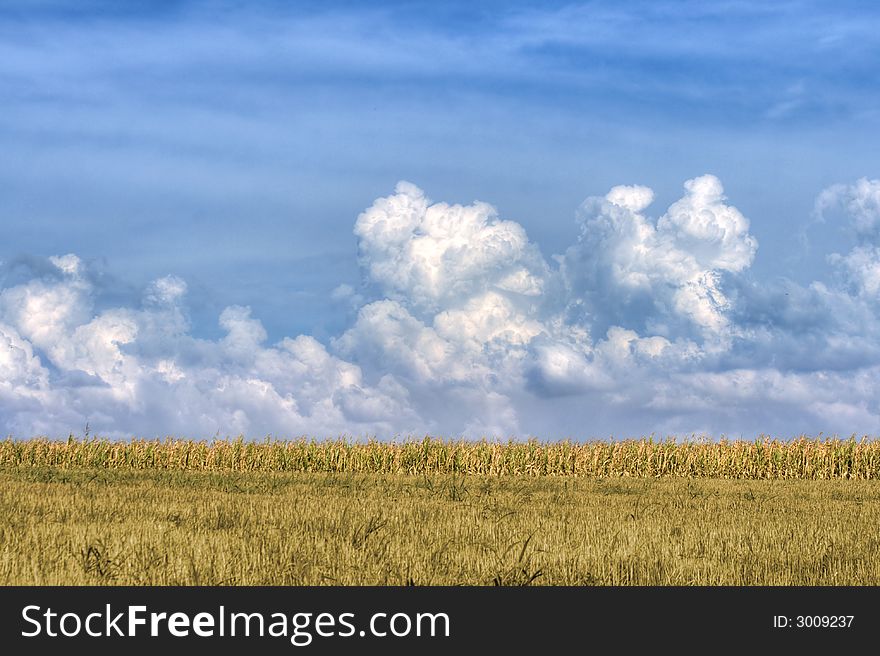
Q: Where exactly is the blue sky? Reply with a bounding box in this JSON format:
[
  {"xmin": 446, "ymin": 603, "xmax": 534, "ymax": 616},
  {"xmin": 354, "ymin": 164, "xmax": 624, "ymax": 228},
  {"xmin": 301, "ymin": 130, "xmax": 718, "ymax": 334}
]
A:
[{"xmin": 1, "ymin": 1, "xmax": 880, "ymax": 438}]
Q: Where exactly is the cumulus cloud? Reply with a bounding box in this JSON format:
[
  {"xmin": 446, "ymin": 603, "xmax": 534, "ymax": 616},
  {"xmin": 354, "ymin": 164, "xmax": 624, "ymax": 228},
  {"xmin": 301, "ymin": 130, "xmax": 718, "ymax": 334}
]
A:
[
  {"xmin": 0, "ymin": 322, "xmax": 48, "ymax": 392},
  {"xmin": 562, "ymin": 174, "xmax": 757, "ymax": 342},
  {"xmin": 0, "ymin": 255, "xmax": 416, "ymax": 437},
  {"xmin": 144, "ymin": 275, "xmax": 187, "ymax": 306},
  {"xmin": 818, "ymin": 179, "xmax": 880, "ymax": 301},
  {"xmin": 815, "ymin": 178, "xmax": 880, "ymax": 240},
  {"xmin": 2, "ymin": 175, "xmax": 880, "ymax": 438},
  {"xmin": 354, "ymin": 181, "xmax": 549, "ymax": 313},
  {"xmin": 829, "ymin": 246, "xmax": 880, "ymax": 299}
]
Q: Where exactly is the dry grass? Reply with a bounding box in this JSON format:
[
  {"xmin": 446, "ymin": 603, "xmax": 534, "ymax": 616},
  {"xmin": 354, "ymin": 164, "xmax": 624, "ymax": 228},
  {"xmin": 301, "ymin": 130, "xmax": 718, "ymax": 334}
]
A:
[{"xmin": 2, "ymin": 461, "xmax": 879, "ymax": 585}]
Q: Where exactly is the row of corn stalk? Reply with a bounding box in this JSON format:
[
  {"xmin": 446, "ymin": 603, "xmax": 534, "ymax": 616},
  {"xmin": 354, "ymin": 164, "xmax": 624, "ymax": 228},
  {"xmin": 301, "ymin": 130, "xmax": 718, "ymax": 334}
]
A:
[{"xmin": 1, "ymin": 436, "xmax": 878, "ymax": 479}]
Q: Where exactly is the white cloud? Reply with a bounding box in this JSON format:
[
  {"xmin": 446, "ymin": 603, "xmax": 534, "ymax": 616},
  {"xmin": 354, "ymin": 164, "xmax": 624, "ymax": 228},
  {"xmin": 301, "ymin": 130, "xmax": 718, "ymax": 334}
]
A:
[
  {"xmin": 563, "ymin": 174, "xmax": 757, "ymax": 340},
  {"xmin": 354, "ymin": 181, "xmax": 549, "ymax": 314},
  {"xmin": 3, "ymin": 176, "xmax": 880, "ymax": 438},
  {"xmin": 815, "ymin": 178, "xmax": 880, "ymax": 240},
  {"xmin": 145, "ymin": 275, "xmax": 187, "ymax": 305},
  {"xmin": 0, "ymin": 322, "xmax": 48, "ymax": 391},
  {"xmin": 829, "ymin": 245, "xmax": 880, "ymax": 299},
  {"xmin": 658, "ymin": 175, "xmax": 756, "ymax": 273},
  {"xmin": 0, "ymin": 265, "xmax": 416, "ymax": 437},
  {"xmin": 525, "ymin": 339, "xmax": 612, "ymax": 397},
  {"xmin": 0, "ymin": 254, "xmax": 91, "ymax": 350},
  {"xmin": 819, "ymin": 179, "xmax": 880, "ymax": 301},
  {"xmin": 334, "ymin": 300, "xmax": 474, "ymax": 385}
]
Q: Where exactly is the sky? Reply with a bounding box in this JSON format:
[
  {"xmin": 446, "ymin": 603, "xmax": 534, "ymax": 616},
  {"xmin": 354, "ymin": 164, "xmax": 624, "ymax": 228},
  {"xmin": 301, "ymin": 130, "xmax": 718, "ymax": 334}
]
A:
[{"xmin": 1, "ymin": 0, "xmax": 880, "ymax": 439}]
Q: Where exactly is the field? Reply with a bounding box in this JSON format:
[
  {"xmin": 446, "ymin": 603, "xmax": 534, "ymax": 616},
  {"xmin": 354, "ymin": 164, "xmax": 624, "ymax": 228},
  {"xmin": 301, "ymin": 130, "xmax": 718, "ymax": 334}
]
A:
[{"xmin": 2, "ymin": 437, "xmax": 880, "ymax": 585}]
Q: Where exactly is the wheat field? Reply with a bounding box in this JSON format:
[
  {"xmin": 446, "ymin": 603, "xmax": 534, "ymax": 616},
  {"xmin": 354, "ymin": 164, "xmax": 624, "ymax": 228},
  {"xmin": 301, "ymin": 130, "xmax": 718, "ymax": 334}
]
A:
[{"xmin": 2, "ymin": 436, "xmax": 879, "ymax": 585}]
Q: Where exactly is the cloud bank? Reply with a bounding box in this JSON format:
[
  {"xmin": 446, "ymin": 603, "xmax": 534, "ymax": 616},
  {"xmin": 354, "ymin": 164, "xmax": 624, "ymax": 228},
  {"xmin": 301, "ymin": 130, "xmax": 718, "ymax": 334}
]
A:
[{"xmin": 3, "ymin": 175, "xmax": 880, "ymax": 438}]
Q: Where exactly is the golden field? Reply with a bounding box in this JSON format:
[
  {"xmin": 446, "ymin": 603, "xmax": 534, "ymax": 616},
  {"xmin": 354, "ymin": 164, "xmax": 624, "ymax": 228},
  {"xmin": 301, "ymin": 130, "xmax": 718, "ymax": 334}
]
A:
[
  {"xmin": 2, "ymin": 437, "xmax": 879, "ymax": 585},
  {"xmin": 3, "ymin": 436, "xmax": 880, "ymax": 478}
]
